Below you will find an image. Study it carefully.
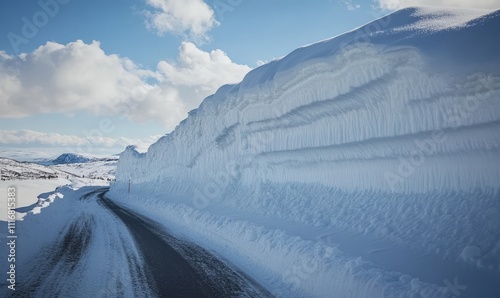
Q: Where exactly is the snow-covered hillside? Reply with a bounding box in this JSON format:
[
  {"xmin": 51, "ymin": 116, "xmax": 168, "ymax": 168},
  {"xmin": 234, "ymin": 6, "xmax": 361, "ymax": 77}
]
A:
[
  {"xmin": 45, "ymin": 153, "xmax": 119, "ymax": 181},
  {"xmin": 50, "ymin": 160, "xmax": 117, "ymax": 182},
  {"xmin": 40, "ymin": 152, "xmax": 119, "ymax": 166},
  {"xmin": 110, "ymin": 7, "xmax": 500, "ymax": 298},
  {"xmin": 0, "ymin": 154, "xmax": 118, "ymax": 220},
  {"xmin": 0, "ymin": 158, "xmax": 62, "ymax": 180},
  {"xmin": 47, "ymin": 153, "xmax": 93, "ymax": 165},
  {"xmin": 0, "ymin": 155, "xmax": 117, "ymax": 182}
]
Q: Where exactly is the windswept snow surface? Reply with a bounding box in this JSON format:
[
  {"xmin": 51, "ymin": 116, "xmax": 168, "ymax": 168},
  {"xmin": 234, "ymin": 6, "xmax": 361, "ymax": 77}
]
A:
[{"xmin": 110, "ymin": 7, "xmax": 500, "ymax": 298}]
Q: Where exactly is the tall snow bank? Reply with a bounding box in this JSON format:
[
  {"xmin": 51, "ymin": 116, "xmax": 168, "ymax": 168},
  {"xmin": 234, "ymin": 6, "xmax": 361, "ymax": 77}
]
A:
[{"xmin": 110, "ymin": 7, "xmax": 500, "ymax": 297}]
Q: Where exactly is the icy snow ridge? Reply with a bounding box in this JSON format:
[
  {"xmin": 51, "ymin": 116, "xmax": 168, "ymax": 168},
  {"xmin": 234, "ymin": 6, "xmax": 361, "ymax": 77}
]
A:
[{"xmin": 111, "ymin": 7, "xmax": 500, "ymax": 298}]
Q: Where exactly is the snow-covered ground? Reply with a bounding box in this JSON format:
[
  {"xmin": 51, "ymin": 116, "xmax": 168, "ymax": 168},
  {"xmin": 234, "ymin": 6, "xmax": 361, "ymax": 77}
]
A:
[
  {"xmin": 0, "ymin": 151, "xmax": 123, "ymax": 295},
  {"xmin": 0, "ymin": 148, "xmax": 120, "ymax": 163},
  {"xmin": 0, "ymin": 179, "xmax": 69, "ymax": 221},
  {"xmin": 109, "ymin": 7, "xmax": 500, "ymax": 298},
  {"xmin": 0, "ymin": 157, "xmax": 63, "ymax": 180},
  {"xmin": 0, "ymin": 186, "xmax": 155, "ymax": 297},
  {"xmin": 0, "ymin": 153, "xmax": 118, "ymax": 221},
  {"xmin": 0, "ymin": 153, "xmax": 118, "ymax": 181},
  {"xmin": 50, "ymin": 159, "xmax": 118, "ymax": 181}
]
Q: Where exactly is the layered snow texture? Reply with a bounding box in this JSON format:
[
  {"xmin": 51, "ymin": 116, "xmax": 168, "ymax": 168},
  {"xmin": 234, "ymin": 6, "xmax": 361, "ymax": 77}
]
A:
[{"xmin": 111, "ymin": 7, "xmax": 500, "ymax": 297}]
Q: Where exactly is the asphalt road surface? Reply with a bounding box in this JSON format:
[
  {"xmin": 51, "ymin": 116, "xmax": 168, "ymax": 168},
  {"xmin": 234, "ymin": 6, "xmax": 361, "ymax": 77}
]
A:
[{"xmin": 11, "ymin": 188, "xmax": 271, "ymax": 297}]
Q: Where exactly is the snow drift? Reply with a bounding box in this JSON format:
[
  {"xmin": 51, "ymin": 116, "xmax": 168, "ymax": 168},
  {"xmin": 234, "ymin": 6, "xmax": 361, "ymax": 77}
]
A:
[{"xmin": 110, "ymin": 7, "xmax": 500, "ymax": 297}]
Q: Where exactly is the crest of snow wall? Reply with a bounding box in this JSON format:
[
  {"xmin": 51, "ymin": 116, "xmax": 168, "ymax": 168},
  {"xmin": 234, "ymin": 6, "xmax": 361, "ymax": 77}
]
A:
[
  {"xmin": 110, "ymin": 9, "xmax": 500, "ymax": 264},
  {"xmin": 113, "ymin": 41, "xmax": 500, "ymax": 200}
]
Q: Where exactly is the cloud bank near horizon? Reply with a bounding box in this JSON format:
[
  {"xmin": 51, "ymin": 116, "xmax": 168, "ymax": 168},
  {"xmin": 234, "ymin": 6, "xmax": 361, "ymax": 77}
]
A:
[{"xmin": 0, "ymin": 129, "xmax": 161, "ymax": 153}]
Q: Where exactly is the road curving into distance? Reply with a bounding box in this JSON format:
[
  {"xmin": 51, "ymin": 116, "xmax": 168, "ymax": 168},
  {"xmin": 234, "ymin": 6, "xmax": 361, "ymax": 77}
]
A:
[{"xmin": 11, "ymin": 188, "xmax": 271, "ymax": 298}]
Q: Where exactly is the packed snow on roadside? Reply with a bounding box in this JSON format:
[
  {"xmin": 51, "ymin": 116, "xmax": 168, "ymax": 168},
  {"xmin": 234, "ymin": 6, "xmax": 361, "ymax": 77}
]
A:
[
  {"xmin": 0, "ymin": 179, "xmax": 69, "ymax": 221},
  {"xmin": 109, "ymin": 7, "xmax": 500, "ymax": 298},
  {"xmin": 0, "ymin": 149, "xmax": 136, "ymax": 296},
  {"xmin": 0, "ymin": 184, "xmax": 153, "ymax": 297}
]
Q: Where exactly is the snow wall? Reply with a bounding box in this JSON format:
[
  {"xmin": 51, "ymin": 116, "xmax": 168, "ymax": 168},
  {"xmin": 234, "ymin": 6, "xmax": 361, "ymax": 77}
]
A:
[{"xmin": 110, "ymin": 7, "xmax": 500, "ymax": 297}]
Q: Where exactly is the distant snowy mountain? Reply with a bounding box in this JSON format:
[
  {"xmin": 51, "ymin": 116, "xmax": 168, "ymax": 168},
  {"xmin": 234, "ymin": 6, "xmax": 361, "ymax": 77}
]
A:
[
  {"xmin": 50, "ymin": 153, "xmax": 93, "ymax": 165},
  {"xmin": 50, "ymin": 158, "xmax": 118, "ymax": 181},
  {"xmin": 0, "ymin": 153, "xmax": 118, "ymax": 181},
  {"xmin": 110, "ymin": 7, "xmax": 500, "ymax": 298},
  {"xmin": 35, "ymin": 152, "xmax": 119, "ymax": 167}
]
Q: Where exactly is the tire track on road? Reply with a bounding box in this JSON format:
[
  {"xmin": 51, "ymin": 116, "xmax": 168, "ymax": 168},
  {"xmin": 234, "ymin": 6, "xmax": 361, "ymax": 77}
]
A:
[{"xmin": 100, "ymin": 193, "xmax": 272, "ymax": 298}]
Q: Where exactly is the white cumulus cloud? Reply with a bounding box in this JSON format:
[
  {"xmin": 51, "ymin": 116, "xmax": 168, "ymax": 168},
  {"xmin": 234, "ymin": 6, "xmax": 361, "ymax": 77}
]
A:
[
  {"xmin": 0, "ymin": 40, "xmax": 151, "ymax": 119},
  {"xmin": 0, "ymin": 40, "xmax": 251, "ymax": 132},
  {"xmin": 144, "ymin": 0, "xmax": 219, "ymax": 40},
  {"xmin": 378, "ymin": 0, "xmax": 500, "ymax": 10}
]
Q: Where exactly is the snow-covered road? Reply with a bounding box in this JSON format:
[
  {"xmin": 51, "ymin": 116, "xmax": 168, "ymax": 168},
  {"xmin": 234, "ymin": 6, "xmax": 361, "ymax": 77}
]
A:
[{"xmin": 9, "ymin": 188, "xmax": 270, "ymax": 297}]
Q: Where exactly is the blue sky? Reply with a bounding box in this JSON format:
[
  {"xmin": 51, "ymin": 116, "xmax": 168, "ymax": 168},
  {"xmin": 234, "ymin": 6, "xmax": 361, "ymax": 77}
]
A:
[
  {"xmin": 0, "ymin": 0, "xmax": 382, "ymax": 68},
  {"xmin": 0, "ymin": 0, "xmax": 495, "ymax": 155}
]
